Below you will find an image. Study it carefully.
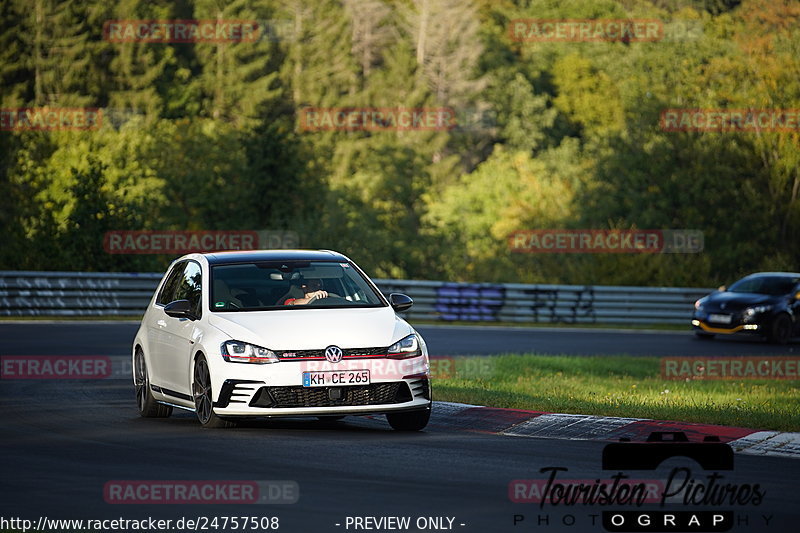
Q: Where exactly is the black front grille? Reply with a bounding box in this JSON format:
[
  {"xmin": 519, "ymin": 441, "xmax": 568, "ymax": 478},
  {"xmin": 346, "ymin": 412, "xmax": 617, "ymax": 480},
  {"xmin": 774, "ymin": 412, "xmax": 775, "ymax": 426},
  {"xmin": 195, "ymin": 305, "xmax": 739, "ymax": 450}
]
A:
[
  {"xmin": 342, "ymin": 346, "xmax": 387, "ymax": 356},
  {"xmin": 275, "ymin": 346, "xmax": 387, "ymax": 360},
  {"xmin": 250, "ymin": 382, "xmax": 412, "ymax": 408}
]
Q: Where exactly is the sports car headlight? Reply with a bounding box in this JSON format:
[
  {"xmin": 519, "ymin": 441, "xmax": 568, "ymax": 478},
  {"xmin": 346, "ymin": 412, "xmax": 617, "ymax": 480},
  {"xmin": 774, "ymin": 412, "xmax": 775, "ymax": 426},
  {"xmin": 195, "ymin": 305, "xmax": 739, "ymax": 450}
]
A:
[
  {"xmin": 694, "ymin": 299, "xmax": 705, "ymax": 310},
  {"xmin": 222, "ymin": 341, "xmax": 279, "ymax": 364},
  {"xmin": 387, "ymin": 334, "xmax": 421, "ymax": 359},
  {"xmin": 744, "ymin": 305, "xmax": 772, "ymax": 318}
]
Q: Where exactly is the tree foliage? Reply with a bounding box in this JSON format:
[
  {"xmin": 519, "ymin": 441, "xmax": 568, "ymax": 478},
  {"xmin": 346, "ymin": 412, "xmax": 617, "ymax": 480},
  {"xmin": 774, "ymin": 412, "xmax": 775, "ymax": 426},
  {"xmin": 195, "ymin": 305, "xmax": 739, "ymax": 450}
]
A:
[{"xmin": 1, "ymin": 0, "xmax": 798, "ymax": 288}]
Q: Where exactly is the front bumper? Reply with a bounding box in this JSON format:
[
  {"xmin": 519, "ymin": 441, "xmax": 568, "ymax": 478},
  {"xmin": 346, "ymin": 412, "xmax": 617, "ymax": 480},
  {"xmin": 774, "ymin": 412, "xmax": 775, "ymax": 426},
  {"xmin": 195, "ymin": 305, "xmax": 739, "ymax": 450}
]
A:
[
  {"xmin": 208, "ymin": 355, "xmax": 431, "ymax": 417},
  {"xmin": 691, "ymin": 313, "xmax": 763, "ymax": 335}
]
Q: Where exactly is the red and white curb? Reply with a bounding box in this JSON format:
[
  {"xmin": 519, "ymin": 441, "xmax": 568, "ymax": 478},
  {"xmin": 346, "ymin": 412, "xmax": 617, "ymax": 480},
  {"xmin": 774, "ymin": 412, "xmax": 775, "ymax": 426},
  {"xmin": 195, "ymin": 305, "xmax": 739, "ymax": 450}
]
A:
[
  {"xmin": 431, "ymin": 402, "xmax": 800, "ymax": 459},
  {"xmin": 727, "ymin": 431, "xmax": 800, "ymax": 458}
]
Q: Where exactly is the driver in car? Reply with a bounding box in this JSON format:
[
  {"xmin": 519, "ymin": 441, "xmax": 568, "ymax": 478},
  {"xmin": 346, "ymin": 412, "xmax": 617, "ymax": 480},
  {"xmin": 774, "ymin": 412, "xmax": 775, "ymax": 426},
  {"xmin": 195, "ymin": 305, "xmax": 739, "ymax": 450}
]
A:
[{"xmin": 283, "ymin": 279, "xmax": 329, "ymax": 305}]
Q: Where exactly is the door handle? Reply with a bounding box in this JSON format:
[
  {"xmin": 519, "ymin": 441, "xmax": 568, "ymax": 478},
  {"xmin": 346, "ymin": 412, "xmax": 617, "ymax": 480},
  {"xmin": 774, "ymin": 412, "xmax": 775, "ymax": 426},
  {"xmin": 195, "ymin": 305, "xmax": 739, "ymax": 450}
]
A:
[{"xmin": 157, "ymin": 320, "xmax": 167, "ymax": 328}]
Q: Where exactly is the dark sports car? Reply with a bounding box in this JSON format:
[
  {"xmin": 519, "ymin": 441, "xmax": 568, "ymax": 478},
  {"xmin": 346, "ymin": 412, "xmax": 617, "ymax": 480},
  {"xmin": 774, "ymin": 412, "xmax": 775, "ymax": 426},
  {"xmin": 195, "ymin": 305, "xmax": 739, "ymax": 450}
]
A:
[{"xmin": 692, "ymin": 272, "xmax": 800, "ymax": 344}]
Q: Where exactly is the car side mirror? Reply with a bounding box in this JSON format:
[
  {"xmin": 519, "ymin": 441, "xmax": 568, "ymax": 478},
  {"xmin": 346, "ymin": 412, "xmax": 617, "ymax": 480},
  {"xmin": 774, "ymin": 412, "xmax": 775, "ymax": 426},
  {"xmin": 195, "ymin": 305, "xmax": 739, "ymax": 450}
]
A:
[
  {"xmin": 164, "ymin": 299, "xmax": 197, "ymax": 320},
  {"xmin": 389, "ymin": 293, "xmax": 413, "ymax": 312},
  {"xmin": 717, "ymin": 285, "xmax": 726, "ymax": 292}
]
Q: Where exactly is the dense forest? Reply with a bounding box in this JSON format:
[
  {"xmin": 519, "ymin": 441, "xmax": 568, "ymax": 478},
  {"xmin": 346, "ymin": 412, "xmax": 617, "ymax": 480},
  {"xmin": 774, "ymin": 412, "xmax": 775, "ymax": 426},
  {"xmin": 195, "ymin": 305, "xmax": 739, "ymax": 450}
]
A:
[{"xmin": 1, "ymin": 0, "xmax": 798, "ymax": 287}]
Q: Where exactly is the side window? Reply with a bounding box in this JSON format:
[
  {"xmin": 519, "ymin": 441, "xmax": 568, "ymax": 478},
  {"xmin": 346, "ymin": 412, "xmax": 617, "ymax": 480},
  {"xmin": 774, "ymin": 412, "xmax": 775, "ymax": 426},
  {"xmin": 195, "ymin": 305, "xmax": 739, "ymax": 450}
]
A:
[
  {"xmin": 157, "ymin": 262, "xmax": 186, "ymax": 305},
  {"xmin": 174, "ymin": 261, "xmax": 203, "ymax": 317}
]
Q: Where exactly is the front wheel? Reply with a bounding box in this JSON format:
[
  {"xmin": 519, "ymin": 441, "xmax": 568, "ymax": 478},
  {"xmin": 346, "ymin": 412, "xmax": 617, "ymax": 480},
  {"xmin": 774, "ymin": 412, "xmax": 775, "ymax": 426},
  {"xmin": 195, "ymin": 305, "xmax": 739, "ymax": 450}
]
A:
[
  {"xmin": 386, "ymin": 408, "xmax": 430, "ymax": 431},
  {"xmin": 193, "ymin": 354, "xmax": 234, "ymax": 428},
  {"xmin": 767, "ymin": 314, "xmax": 793, "ymax": 345},
  {"xmin": 134, "ymin": 348, "xmax": 172, "ymax": 418}
]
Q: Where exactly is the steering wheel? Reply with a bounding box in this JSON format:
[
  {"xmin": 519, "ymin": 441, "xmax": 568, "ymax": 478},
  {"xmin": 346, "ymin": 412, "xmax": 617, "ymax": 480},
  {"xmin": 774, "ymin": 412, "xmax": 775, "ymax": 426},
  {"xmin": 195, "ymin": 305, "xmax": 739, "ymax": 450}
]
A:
[{"xmin": 306, "ymin": 294, "xmax": 345, "ymax": 305}]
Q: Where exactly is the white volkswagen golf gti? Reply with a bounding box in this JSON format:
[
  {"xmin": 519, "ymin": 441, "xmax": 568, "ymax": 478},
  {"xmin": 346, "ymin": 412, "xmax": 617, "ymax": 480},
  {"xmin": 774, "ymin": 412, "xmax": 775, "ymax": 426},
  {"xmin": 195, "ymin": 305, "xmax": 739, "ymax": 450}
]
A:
[{"xmin": 132, "ymin": 250, "xmax": 432, "ymax": 430}]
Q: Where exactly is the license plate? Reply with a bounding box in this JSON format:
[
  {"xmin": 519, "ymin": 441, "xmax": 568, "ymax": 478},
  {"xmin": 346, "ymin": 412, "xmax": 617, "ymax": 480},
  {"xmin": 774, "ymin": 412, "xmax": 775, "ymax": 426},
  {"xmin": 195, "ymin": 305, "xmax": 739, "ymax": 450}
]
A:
[
  {"xmin": 708, "ymin": 313, "xmax": 732, "ymax": 324},
  {"xmin": 302, "ymin": 370, "xmax": 370, "ymax": 387}
]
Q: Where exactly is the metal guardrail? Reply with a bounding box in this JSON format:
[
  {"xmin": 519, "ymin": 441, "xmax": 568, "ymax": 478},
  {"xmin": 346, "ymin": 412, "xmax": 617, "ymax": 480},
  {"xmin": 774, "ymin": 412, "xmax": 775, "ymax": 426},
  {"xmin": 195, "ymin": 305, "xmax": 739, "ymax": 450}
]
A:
[
  {"xmin": 0, "ymin": 271, "xmax": 711, "ymax": 324},
  {"xmin": 0, "ymin": 271, "xmax": 162, "ymax": 317}
]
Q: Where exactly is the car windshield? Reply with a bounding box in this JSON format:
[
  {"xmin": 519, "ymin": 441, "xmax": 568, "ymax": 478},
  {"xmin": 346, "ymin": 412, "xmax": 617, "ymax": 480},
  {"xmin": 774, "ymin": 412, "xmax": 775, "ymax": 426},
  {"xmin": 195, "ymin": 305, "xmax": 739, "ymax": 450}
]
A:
[
  {"xmin": 210, "ymin": 260, "xmax": 385, "ymax": 311},
  {"xmin": 728, "ymin": 276, "xmax": 798, "ymax": 296}
]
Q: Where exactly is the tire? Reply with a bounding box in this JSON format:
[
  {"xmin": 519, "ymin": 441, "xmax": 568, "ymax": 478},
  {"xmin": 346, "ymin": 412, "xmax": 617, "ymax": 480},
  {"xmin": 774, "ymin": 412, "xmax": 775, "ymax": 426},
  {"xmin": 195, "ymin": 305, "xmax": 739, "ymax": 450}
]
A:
[
  {"xmin": 192, "ymin": 354, "xmax": 235, "ymax": 428},
  {"xmin": 134, "ymin": 348, "xmax": 172, "ymax": 418},
  {"xmin": 767, "ymin": 314, "xmax": 793, "ymax": 345},
  {"xmin": 694, "ymin": 331, "xmax": 715, "ymax": 340},
  {"xmin": 386, "ymin": 408, "xmax": 430, "ymax": 431}
]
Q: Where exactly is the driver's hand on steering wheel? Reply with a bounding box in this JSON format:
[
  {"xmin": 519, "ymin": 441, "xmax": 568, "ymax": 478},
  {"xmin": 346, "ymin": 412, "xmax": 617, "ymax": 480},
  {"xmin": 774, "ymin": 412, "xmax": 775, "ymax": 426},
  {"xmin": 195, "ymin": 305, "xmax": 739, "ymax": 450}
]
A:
[{"xmin": 307, "ymin": 290, "xmax": 328, "ymax": 300}]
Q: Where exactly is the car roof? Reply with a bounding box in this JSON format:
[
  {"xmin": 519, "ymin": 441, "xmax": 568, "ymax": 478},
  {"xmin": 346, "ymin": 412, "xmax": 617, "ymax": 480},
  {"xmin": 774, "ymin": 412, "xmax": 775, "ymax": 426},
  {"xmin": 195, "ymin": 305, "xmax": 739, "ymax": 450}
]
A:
[
  {"xmin": 203, "ymin": 249, "xmax": 348, "ymax": 266},
  {"xmin": 742, "ymin": 272, "xmax": 800, "ymax": 278}
]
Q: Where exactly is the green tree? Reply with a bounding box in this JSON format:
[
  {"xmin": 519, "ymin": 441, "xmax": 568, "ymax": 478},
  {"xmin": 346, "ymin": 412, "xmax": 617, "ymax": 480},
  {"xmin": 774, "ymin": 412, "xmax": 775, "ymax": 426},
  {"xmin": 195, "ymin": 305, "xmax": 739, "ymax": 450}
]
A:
[
  {"xmin": 105, "ymin": 0, "xmax": 184, "ymax": 119},
  {"xmin": 27, "ymin": 0, "xmax": 112, "ymax": 107},
  {"xmin": 192, "ymin": 0, "xmax": 283, "ymax": 127},
  {"xmin": 0, "ymin": 0, "xmax": 30, "ymax": 107}
]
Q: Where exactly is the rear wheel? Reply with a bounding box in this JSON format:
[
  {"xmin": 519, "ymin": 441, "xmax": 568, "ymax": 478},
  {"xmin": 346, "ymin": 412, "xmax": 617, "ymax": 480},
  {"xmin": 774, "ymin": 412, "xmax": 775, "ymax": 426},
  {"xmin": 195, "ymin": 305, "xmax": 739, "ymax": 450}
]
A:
[
  {"xmin": 134, "ymin": 348, "xmax": 172, "ymax": 418},
  {"xmin": 193, "ymin": 354, "xmax": 234, "ymax": 428},
  {"xmin": 767, "ymin": 314, "xmax": 793, "ymax": 345},
  {"xmin": 386, "ymin": 408, "xmax": 430, "ymax": 431}
]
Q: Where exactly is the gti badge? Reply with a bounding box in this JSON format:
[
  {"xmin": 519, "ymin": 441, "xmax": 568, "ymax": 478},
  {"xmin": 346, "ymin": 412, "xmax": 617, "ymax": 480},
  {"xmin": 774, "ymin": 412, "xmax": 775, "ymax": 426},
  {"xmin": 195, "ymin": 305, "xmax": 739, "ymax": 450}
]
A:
[{"xmin": 325, "ymin": 345, "xmax": 343, "ymax": 363}]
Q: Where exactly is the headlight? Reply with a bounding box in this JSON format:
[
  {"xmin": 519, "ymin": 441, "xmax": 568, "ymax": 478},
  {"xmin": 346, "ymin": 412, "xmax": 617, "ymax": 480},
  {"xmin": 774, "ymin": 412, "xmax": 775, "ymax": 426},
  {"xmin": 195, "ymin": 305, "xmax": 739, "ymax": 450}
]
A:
[
  {"xmin": 387, "ymin": 334, "xmax": 421, "ymax": 359},
  {"xmin": 222, "ymin": 341, "xmax": 279, "ymax": 364},
  {"xmin": 694, "ymin": 300, "xmax": 703, "ymax": 310},
  {"xmin": 744, "ymin": 305, "xmax": 772, "ymax": 318}
]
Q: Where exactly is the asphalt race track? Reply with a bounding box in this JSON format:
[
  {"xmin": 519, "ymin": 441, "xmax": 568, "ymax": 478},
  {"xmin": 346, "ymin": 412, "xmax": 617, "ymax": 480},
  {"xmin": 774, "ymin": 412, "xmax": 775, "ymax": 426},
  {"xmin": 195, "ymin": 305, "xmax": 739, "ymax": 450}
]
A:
[
  {"xmin": 418, "ymin": 325, "xmax": 800, "ymax": 357},
  {"xmin": 1, "ymin": 322, "xmax": 799, "ymax": 532},
  {"xmin": 1, "ymin": 322, "xmax": 799, "ymax": 358}
]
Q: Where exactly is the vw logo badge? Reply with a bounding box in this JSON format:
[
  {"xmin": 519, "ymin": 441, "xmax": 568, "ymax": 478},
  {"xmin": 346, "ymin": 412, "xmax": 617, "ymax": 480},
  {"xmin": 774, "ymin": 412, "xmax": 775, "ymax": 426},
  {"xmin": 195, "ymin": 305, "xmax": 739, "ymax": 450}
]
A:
[
  {"xmin": 324, "ymin": 345, "xmax": 343, "ymax": 363},
  {"xmin": 720, "ymin": 303, "xmax": 726, "ymax": 310}
]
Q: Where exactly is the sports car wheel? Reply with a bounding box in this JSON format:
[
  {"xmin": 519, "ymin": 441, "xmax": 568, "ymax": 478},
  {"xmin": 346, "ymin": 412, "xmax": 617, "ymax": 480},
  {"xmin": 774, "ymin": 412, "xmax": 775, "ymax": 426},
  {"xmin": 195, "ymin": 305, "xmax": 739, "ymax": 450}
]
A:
[
  {"xmin": 134, "ymin": 348, "xmax": 172, "ymax": 418},
  {"xmin": 193, "ymin": 354, "xmax": 234, "ymax": 428},
  {"xmin": 768, "ymin": 314, "xmax": 793, "ymax": 345}
]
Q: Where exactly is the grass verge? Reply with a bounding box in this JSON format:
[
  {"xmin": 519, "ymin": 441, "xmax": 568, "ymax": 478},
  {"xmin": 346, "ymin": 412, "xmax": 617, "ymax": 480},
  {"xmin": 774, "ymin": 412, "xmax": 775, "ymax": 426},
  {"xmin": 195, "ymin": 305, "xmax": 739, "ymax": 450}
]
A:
[{"xmin": 431, "ymin": 354, "xmax": 800, "ymax": 432}]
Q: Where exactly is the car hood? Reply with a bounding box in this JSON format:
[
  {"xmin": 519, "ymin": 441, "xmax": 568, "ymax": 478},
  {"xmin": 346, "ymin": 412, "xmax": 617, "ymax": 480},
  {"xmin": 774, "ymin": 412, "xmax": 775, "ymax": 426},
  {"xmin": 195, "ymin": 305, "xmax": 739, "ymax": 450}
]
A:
[
  {"xmin": 703, "ymin": 291, "xmax": 777, "ymax": 311},
  {"xmin": 207, "ymin": 306, "xmax": 412, "ymax": 350}
]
